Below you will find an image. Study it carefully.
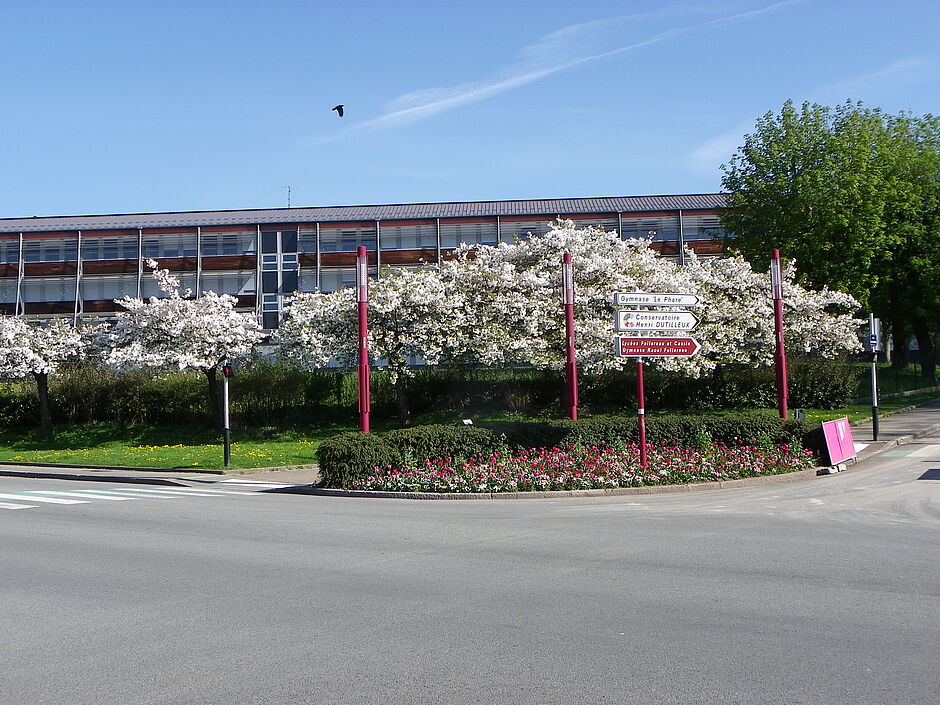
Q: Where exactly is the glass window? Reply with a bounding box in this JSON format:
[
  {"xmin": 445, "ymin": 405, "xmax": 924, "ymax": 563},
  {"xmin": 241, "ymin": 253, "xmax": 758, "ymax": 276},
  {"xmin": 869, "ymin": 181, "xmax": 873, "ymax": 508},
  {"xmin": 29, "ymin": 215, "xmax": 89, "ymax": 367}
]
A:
[
  {"xmin": 439, "ymin": 221, "xmax": 498, "ymax": 248},
  {"xmin": 620, "ymin": 215, "xmax": 679, "ymax": 241},
  {"xmin": 199, "ymin": 271, "xmax": 255, "ymax": 296},
  {"xmin": 499, "ymin": 219, "xmax": 553, "ymax": 243},
  {"xmin": 142, "ymin": 272, "xmax": 195, "ymax": 298},
  {"xmin": 379, "ymin": 224, "xmax": 436, "ymax": 250},
  {"xmin": 567, "ymin": 217, "xmax": 619, "ymax": 233},
  {"xmin": 299, "ymin": 269, "xmax": 318, "ymax": 293},
  {"xmin": 201, "ymin": 231, "xmax": 253, "ymax": 256},
  {"xmin": 682, "ymin": 215, "xmax": 725, "ymax": 241},
  {"xmin": 319, "ymin": 267, "xmax": 356, "ymax": 292},
  {"xmin": 0, "ymin": 240, "xmax": 19, "ymax": 264},
  {"xmin": 80, "ymin": 275, "xmax": 138, "ymax": 301},
  {"xmin": 299, "ymin": 227, "xmax": 317, "ymax": 254},
  {"xmin": 21, "ymin": 277, "xmax": 75, "ymax": 303},
  {"xmin": 319, "ymin": 226, "xmax": 376, "ymax": 252},
  {"xmin": 0, "ymin": 277, "xmax": 16, "ymax": 302}
]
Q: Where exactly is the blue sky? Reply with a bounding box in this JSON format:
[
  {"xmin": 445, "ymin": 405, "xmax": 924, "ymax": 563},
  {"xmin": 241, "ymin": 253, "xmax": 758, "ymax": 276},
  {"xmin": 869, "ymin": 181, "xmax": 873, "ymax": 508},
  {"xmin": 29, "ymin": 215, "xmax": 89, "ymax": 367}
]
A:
[{"xmin": 1, "ymin": 0, "xmax": 937, "ymax": 217}]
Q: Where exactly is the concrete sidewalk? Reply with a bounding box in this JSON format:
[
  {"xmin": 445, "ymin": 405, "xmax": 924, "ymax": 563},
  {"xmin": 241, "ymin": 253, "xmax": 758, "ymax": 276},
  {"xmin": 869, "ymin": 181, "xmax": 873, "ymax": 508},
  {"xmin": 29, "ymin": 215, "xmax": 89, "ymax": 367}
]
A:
[{"xmin": 1, "ymin": 400, "xmax": 939, "ymax": 489}]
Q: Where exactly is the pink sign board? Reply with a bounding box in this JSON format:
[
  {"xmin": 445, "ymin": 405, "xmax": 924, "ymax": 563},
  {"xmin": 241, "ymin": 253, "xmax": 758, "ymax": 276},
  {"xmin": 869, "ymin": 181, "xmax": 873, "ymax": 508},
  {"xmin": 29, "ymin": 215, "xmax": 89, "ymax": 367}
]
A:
[{"xmin": 822, "ymin": 417, "xmax": 856, "ymax": 465}]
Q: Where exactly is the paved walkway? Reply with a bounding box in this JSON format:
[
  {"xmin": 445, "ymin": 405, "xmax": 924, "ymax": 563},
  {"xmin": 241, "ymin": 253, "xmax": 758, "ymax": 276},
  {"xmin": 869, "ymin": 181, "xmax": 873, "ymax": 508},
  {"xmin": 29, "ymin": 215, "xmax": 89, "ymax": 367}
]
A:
[{"xmin": 1, "ymin": 400, "xmax": 939, "ymax": 489}]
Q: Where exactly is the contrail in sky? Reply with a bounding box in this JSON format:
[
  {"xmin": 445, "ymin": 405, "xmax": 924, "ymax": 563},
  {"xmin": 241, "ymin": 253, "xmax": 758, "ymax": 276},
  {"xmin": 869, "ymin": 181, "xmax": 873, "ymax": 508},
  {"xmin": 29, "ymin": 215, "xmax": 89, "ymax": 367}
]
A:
[{"xmin": 316, "ymin": 1, "xmax": 797, "ymax": 143}]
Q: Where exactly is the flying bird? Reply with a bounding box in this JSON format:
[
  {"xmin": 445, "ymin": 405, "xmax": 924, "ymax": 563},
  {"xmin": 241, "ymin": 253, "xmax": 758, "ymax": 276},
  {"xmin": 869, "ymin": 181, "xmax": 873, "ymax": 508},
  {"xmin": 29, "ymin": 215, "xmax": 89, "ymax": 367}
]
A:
[{"xmin": 332, "ymin": 104, "xmax": 344, "ymax": 117}]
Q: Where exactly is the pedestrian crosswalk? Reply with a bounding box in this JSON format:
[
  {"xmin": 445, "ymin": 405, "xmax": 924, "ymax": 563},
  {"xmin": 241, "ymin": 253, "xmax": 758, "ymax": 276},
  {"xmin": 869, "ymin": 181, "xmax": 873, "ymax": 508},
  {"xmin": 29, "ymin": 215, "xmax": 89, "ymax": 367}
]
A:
[{"xmin": 0, "ymin": 485, "xmax": 260, "ymax": 512}]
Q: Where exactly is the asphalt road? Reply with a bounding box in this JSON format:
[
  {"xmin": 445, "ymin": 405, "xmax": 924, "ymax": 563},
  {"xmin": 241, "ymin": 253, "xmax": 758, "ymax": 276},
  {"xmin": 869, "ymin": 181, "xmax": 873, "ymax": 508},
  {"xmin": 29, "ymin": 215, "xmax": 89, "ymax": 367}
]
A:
[{"xmin": 1, "ymin": 437, "xmax": 938, "ymax": 705}]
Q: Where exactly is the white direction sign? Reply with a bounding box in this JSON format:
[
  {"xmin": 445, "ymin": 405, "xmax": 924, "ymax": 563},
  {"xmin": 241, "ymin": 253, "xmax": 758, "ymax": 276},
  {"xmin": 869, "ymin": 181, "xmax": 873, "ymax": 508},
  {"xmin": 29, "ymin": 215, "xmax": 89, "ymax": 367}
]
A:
[
  {"xmin": 613, "ymin": 292, "xmax": 699, "ymax": 307},
  {"xmin": 615, "ymin": 310, "xmax": 700, "ymax": 332}
]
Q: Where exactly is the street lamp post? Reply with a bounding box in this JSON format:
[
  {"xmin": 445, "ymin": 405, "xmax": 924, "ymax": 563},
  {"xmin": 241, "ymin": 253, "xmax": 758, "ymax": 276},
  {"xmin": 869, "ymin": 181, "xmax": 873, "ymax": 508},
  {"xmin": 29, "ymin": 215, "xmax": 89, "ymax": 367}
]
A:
[
  {"xmin": 357, "ymin": 246, "xmax": 370, "ymax": 433},
  {"xmin": 770, "ymin": 249, "xmax": 788, "ymax": 419}
]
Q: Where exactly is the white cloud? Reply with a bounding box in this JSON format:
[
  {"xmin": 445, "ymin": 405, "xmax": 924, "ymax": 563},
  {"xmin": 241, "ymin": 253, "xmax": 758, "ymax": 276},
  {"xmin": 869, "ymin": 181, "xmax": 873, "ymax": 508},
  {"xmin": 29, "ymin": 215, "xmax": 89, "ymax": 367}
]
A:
[
  {"xmin": 314, "ymin": 1, "xmax": 797, "ymax": 144},
  {"xmin": 686, "ymin": 124, "xmax": 749, "ymax": 176},
  {"xmin": 817, "ymin": 57, "xmax": 938, "ymax": 102}
]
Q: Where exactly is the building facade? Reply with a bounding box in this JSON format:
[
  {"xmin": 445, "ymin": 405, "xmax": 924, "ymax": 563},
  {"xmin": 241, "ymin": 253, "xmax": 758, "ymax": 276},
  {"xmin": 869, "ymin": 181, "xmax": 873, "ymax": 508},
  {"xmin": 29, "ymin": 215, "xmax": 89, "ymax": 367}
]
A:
[{"xmin": 0, "ymin": 193, "xmax": 726, "ymax": 328}]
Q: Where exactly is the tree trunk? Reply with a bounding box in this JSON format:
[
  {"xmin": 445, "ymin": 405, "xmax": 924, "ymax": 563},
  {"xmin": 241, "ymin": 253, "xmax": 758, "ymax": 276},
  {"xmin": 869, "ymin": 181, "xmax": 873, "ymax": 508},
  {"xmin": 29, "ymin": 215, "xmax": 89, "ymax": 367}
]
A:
[
  {"xmin": 33, "ymin": 371, "xmax": 53, "ymax": 438},
  {"xmin": 204, "ymin": 367, "xmax": 221, "ymax": 428},
  {"xmin": 889, "ymin": 319, "xmax": 909, "ymax": 370},
  {"xmin": 913, "ymin": 325, "xmax": 937, "ymax": 384},
  {"xmin": 395, "ymin": 377, "xmax": 412, "ymax": 427}
]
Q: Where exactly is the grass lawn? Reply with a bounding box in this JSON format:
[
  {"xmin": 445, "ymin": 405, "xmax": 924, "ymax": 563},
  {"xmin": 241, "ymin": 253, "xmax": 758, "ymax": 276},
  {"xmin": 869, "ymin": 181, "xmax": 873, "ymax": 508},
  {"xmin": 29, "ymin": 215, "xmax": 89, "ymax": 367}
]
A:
[{"xmin": 0, "ymin": 393, "xmax": 937, "ymax": 470}]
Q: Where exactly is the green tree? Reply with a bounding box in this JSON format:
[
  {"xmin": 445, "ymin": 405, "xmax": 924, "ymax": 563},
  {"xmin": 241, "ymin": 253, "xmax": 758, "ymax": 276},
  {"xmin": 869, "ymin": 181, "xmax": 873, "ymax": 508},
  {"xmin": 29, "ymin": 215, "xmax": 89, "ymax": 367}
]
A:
[{"xmin": 720, "ymin": 100, "xmax": 940, "ymax": 381}]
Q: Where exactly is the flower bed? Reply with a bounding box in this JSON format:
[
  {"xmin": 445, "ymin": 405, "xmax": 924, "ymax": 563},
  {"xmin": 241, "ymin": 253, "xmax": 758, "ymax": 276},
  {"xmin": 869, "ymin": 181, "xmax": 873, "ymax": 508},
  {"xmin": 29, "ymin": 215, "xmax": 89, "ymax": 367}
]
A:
[{"xmin": 351, "ymin": 442, "xmax": 816, "ymax": 493}]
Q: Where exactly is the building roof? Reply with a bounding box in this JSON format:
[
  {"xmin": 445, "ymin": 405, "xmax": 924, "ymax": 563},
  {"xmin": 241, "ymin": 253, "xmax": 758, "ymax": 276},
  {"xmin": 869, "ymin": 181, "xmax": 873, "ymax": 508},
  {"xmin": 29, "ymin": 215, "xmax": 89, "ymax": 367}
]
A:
[{"xmin": 0, "ymin": 193, "xmax": 727, "ymax": 234}]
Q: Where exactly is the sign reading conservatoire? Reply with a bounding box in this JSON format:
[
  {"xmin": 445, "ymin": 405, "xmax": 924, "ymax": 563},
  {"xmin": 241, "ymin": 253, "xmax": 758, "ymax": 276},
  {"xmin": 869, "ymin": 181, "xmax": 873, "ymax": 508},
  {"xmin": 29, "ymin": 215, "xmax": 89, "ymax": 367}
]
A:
[
  {"xmin": 615, "ymin": 310, "xmax": 699, "ymax": 332},
  {"xmin": 612, "ymin": 292, "xmax": 699, "ymax": 307},
  {"xmin": 616, "ymin": 337, "xmax": 701, "ymax": 357}
]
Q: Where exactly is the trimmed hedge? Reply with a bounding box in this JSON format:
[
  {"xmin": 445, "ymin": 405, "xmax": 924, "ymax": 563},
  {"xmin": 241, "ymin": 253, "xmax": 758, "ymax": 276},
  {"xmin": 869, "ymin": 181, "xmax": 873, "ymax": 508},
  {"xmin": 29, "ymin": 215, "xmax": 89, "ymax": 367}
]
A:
[
  {"xmin": 317, "ymin": 424, "xmax": 506, "ymax": 488},
  {"xmin": 316, "ymin": 413, "xmax": 823, "ymax": 488}
]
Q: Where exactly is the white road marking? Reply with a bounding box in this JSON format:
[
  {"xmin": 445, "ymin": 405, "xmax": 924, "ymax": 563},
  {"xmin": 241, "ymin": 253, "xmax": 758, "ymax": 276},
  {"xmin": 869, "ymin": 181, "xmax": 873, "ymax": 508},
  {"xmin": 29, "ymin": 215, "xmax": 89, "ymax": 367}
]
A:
[
  {"xmin": 25, "ymin": 491, "xmax": 135, "ymax": 501},
  {"xmin": 0, "ymin": 493, "xmax": 87, "ymax": 505},
  {"xmin": 0, "ymin": 501, "xmax": 38, "ymax": 510},
  {"xmin": 107, "ymin": 488, "xmax": 229, "ymax": 497},
  {"xmin": 216, "ymin": 479, "xmax": 292, "ymax": 488}
]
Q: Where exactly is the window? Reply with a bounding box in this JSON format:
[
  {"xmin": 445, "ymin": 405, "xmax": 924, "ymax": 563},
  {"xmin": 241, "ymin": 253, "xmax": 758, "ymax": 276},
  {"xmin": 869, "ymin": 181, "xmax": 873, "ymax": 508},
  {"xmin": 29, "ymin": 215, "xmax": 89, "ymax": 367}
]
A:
[
  {"xmin": 142, "ymin": 273, "xmax": 195, "ymax": 298},
  {"xmin": 21, "ymin": 277, "xmax": 75, "ymax": 303},
  {"xmin": 81, "ymin": 235, "xmax": 138, "ymax": 261},
  {"xmin": 23, "ymin": 237, "xmax": 80, "ymax": 263},
  {"xmin": 298, "ymin": 227, "xmax": 317, "ymax": 254},
  {"xmin": 567, "ymin": 217, "xmax": 619, "ymax": 234},
  {"xmin": 319, "ymin": 267, "xmax": 361, "ymax": 292},
  {"xmin": 80, "ymin": 275, "xmax": 138, "ymax": 301},
  {"xmin": 0, "ymin": 239, "xmax": 20, "ymax": 264},
  {"xmin": 140, "ymin": 232, "xmax": 197, "ymax": 259},
  {"xmin": 620, "ymin": 215, "xmax": 679, "ymax": 241},
  {"xmin": 200, "ymin": 230, "xmax": 255, "ymax": 256},
  {"xmin": 499, "ymin": 220, "xmax": 553, "ymax": 243},
  {"xmin": 379, "ymin": 223, "xmax": 436, "ymax": 250},
  {"xmin": 0, "ymin": 277, "xmax": 15, "ymax": 303},
  {"xmin": 682, "ymin": 215, "xmax": 725, "ymax": 241},
  {"xmin": 199, "ymin": 271, "xmax": 255, "ymax": 296},
  {"xmin": 319, "ymin": 226, "xmax": 376, "ymax": 252},
  {"xmin": 439, "ymin": 221, "xmax": 498, "ymax": 248}
]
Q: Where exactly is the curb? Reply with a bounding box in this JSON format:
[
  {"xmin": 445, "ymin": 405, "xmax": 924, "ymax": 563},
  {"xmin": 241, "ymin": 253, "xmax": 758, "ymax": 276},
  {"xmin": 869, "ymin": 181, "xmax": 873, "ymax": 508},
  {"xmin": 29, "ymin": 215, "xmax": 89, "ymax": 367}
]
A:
[
  {"xmin": 0, "ymin": 460, "xmax": 223, "ymax": 474},
  {"xmin": 278, "ymin": 467, "xmax": 823, "ymax": 500},
  {"xmin": 0, "ymin": 469, "xmax": 191, "ymax": 487}
]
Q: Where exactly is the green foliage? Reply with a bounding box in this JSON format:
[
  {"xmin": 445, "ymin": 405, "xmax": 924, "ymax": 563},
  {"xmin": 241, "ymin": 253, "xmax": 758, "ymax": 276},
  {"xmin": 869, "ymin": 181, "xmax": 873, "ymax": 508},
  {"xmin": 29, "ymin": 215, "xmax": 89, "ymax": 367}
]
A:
[
  {"xmin": 720, "ymin": 99, "xmax": 940, "ymax": 379},
  {"xmin": 788, "ymin": 358, "xmax": 861, "ymax": 409},
  {"xmin": 317, "ymin": 424, "xmax": 505, "ymax": 488}
]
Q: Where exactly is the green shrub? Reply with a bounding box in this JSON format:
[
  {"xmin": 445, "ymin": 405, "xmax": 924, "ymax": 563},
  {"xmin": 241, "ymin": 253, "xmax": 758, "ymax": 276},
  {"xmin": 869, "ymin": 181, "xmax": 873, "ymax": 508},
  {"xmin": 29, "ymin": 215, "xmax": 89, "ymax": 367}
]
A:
[
  {"xmin": 788, "ymin": 358, "xmax": 861, "ymax": 409},
  {"xmin": 317, "ymin": 424, "xmax": 505, "ymax": 488},
  {"xmin": 0, "ymin": 382, "xmax": 38, "ymax": 426}
]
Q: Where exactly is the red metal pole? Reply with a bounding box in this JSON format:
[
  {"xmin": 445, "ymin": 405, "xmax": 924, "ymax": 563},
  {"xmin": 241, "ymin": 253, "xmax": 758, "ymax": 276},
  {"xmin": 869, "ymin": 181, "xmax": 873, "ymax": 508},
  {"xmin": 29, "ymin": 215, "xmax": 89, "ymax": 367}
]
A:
[
  {"xmin": 357, "ymin": 246, "xmax": 370, "ymax": 433},
  {"xmin": 562, "ymin": 253, "xmax": 578, "ymax": 420},
  {"xmin": 771, "ymin": 249, "xmax": 788, "ymax": 419},
  {"xmin": 636, "ymin": 358, "xmax": 647, "ymax": 469}
]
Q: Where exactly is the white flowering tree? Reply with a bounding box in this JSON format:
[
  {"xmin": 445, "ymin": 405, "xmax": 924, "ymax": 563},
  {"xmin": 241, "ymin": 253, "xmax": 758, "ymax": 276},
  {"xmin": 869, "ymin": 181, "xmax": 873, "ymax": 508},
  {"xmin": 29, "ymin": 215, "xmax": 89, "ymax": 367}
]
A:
[
  {"xmin": 438, "ymin": 220, "xmax": 861, "ymax": 376},
  {"xmin": 0, "ymin": 316, "xmax": 85, "ymax": 436},
  {"xmin": 277, "ymin": 265, "xmax": 467, "ymax": 425},
  {"xmin": 104, "ymin": 261, "xmax": 265, "ymax": 421}
]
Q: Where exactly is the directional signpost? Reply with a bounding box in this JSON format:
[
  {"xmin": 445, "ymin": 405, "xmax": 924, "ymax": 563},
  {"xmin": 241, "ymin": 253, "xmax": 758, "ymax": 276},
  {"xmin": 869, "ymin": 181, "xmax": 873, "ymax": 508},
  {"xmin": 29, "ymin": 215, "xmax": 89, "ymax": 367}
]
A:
[
  {"xmin": 612, "ymin": 292, "xmax": 703, "ymax": 469},
  {"xmin": 616, "ymin": 336, "xmax": 701, "ymax": 357},
  {"xmin": 615, "ymin": 310, "xmax": 699, "ymax": 332},
  {"xmin": 613, "ymin": 292, "xmax": 699, "ymax": 307}
]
